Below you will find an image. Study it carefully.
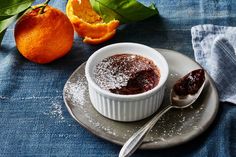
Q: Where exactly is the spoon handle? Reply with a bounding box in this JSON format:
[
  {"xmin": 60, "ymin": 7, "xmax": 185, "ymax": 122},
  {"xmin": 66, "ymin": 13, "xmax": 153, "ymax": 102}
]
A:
[{"xmin": 119, "ymin": 105, "xmax": 172, "ymax": 157}]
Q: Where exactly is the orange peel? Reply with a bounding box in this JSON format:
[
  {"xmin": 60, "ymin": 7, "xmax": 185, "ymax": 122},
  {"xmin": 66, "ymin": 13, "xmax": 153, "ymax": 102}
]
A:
[{"xmin": 66, "ymin": 0, "xmax": 119, "ymax": 44}]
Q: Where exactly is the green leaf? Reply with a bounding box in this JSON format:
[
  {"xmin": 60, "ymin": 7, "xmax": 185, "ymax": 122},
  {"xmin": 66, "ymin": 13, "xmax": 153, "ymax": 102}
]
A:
[
  {"xmin": 0, "ymin": 30, "xmax": 6, "ymax": 45},
  {"xmin": 0, "ymin": 14, "xmax": 18, "ymax": 33},
  {"xmin": 0, "ymin": 0, "xmax": 34, "ymax": 16},
  {"xmin": 0, "ymin": 16, "xmax": 13, "ymax": 21},
  {"xmin": 0, "ymin": 10, "xmax": 26, "ymax": 45},
  {"xmin": 89, "ymin": 0, "xmax": 158, "ymax": 24},
  {"xmin": 0, "ymin": 15, "xmax": 17, "ymax": 45}
]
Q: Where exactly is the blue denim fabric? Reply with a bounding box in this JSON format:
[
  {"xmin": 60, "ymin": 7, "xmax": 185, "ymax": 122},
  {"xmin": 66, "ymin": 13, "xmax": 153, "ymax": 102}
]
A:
[{"xmin": 1, "ymin": 0, "xmax": 236, "ymax": 156}]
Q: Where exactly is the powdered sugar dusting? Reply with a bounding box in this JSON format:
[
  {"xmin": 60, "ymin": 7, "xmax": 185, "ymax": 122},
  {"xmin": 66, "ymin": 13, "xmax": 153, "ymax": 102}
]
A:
[
  {"xmin": 94, "ymin": 54, "xmax": 156, "ymax": 91},
  {"xmin": 64, "ymin": 75, "xmax": 88, "ymax": 107},
  {"xmin": 64, "ymin": 67, "xmax": 119, "ymax": 136},
  {"xmin": 44, "ymin": 101, "xmax": 65, "ymax": 122}
]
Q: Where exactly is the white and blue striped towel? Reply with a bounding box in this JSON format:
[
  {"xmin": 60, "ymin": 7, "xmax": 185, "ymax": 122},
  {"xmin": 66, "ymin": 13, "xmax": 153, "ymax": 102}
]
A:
[{"xmin": 191, "ymin": 24, "xmax": 236, "ymax": 104}]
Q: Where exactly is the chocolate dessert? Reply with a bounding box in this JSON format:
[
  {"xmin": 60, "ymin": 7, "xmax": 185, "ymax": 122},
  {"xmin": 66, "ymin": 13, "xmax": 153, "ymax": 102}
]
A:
[
  {"xmin": 173, "ymin": 69, "xmax": 205, "ymax": 96},
  {"xmin": 94, "ymin": 54, "xmax": 160, "ymax": 95}
]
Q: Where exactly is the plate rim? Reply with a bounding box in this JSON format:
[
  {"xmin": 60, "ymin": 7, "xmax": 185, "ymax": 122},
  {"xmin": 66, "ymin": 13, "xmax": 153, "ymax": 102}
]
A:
[{"xmin": 63, "ymin": 48, "xmax": 219, "ymax": 149}]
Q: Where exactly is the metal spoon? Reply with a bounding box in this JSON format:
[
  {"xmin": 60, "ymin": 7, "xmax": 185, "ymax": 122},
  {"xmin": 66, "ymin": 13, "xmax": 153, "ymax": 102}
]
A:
[{"xmin": 119, "ymin": 75, "xmax": 206, "ymax": 157}]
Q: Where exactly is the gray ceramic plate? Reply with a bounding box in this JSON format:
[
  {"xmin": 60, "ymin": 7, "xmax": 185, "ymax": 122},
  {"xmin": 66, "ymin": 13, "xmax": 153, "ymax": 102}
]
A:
[{"xmin": 63, "ymin": 49, "xmax": 219, "ymax": 149}]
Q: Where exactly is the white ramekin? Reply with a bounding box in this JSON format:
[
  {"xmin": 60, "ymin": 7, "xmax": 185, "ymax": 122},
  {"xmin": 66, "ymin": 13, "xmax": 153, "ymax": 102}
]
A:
[{"xmin": 85, "ymin": 43, "xmax": 169, "ymax": 122}]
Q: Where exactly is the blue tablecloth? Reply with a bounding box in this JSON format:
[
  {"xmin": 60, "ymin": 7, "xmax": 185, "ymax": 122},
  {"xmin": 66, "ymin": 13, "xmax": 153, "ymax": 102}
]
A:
[{"xmin": 1, "ymin": 0, "xmax": 236, "ymax": 156}]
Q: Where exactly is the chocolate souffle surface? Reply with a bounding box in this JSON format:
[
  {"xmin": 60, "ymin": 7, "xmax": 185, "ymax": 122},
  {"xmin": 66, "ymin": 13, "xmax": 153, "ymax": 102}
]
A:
[{"xmin": 94, "ymin": 54, "xmax": 160, "ymax": 95}]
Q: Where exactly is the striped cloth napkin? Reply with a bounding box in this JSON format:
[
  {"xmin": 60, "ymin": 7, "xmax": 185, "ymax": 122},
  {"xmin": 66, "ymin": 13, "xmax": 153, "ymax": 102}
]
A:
[{"xmin": 191, "ymin": 24, "xmax": 236, "ymax": 104}]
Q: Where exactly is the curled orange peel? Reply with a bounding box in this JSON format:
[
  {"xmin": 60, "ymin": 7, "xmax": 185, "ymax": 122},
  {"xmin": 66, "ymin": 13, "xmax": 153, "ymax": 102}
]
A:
[{"xmin": 66, "ymin": 0, "xmax": 119, "ymax": 44}]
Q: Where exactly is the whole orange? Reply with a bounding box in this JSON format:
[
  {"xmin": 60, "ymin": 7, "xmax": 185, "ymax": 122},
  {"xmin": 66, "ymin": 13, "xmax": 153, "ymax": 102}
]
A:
[{"xmin": 14, "ymin": 5, "xmax": 74, "ymax": 64}]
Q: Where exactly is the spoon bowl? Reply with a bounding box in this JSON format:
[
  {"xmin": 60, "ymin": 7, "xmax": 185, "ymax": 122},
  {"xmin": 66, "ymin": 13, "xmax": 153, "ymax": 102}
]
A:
[
  {"xmin": 171, "ymin": 80, "xmax": 206, "ymax": 109},
  {"xmin": 119, "ymin": 70, "xmax": 206, "ymax": 157}
]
